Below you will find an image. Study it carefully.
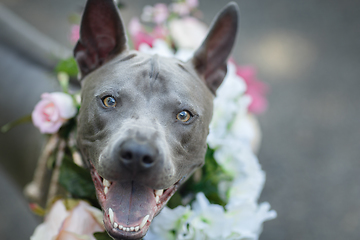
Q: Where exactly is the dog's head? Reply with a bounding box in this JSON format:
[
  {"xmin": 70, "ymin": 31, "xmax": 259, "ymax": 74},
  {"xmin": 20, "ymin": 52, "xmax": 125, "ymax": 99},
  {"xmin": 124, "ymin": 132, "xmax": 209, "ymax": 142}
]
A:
[{"xmin": 74, "ymin": 0, "xmax": 238, "ymax": 239}]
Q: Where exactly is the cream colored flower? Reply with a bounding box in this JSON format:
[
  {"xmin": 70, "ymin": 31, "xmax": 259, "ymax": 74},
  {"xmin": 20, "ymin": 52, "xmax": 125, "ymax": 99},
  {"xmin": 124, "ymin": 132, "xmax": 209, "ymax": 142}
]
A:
[
  {"xmin": 31, "ymin": 200, "xmax": 104, "ymax": 240},
  {"xmin": 169, "ymin": 17, "xmax": 208, "ymax": 50}
]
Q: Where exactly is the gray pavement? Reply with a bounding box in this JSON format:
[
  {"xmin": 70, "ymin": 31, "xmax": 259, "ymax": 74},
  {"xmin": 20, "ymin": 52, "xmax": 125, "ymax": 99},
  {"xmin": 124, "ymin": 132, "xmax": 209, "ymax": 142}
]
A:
[
  {"xmin": 0, "ymin": 0, "xmax": 359, "ymax": 239},
  {"xmin": 0, "ymin": 44, "xmax": 58, "ymax": 239}
]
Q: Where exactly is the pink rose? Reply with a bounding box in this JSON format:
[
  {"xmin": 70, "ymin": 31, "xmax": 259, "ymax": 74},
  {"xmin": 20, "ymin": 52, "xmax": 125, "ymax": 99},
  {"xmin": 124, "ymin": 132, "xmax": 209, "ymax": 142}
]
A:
[
  {"xmin": 236, "ymin": 65, "xmax": 269, "ymax": 114},
  {"xmin": 31, "ymin": 200, "xmax": 104, "ymax": 240},
  {"xmin": 153, "ymin": 25, "xmax": 168, "ymax": 40},
  {"xmin": 129, "ymin": 17, "xmax": 168, "ymax": 50},
  {"xmin": 129, "ymin": 18, "xmax": 155, "ymax": 50},
  {"xmin": 32, "ymin": 92, "xmax": 77, "ymax": 134}
]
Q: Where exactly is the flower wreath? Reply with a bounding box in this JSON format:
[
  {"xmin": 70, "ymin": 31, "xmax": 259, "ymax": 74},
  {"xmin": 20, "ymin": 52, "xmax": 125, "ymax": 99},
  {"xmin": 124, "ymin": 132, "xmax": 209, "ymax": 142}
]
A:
[{"xmin": 2, "ymin": 1, "xmax": 276, "ymax": 240}]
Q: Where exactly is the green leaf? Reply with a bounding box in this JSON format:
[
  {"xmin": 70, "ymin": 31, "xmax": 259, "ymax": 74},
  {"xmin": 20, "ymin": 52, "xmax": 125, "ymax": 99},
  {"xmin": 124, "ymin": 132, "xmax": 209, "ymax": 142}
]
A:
[
  {"xmin": 57, "ymin": 72, "xmax": 70, "ymax": 93},
  {"xmin": 167, "ymin": 191, "xmax": 183, "ymax": 209},
  {"xmin": 1, "ymin": 115, "xmax": 32, "ymax": 133},
  {"xmin": 58, "ymin": 118, "xmax": 77, "ymax": 140},
  {"xmin": 93, "ymin": 232, "xmax": 113, "ymax": 240},
  {"xmin": 55, "ymin": 57, "xmax": 78, "ymax": 77},
  {"xmin": 117, "ymin": 2, "xmax": 126, "ymax": 9},
  {"xmin": 59, "ymin": 156, "xmax": 97, "ymax": 204},
  {"xmin": 170, "ymin": 146, "xmax": 232, "ymax": 207},
  {"xmin": 68, "ymin": 13, "xmax": 81, "ymax": 25},
  {"xmin": 126, "ymin": 32, "xmax": 134, "ymax": 50}
]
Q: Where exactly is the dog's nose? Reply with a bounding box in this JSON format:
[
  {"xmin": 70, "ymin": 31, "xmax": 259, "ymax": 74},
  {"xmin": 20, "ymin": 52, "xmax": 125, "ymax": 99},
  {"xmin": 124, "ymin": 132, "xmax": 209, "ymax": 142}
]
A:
[{"xmin": 119, "ymin": 139, "xmax": 158, "ymax": 171}]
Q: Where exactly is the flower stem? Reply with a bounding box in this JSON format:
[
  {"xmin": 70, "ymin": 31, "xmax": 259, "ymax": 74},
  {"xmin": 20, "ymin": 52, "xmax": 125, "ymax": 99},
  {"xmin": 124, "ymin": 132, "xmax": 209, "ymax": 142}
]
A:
[{"xmin": 1, "ymin": 114, "xmax": 32, "ymax": 133}]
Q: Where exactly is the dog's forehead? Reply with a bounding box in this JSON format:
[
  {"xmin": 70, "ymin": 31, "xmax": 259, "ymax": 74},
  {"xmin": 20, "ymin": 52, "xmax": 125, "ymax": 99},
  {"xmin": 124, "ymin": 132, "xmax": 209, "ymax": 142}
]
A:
[{"xmin": 82, "ymin": 51, "xmax": 213, "ymax": 104}]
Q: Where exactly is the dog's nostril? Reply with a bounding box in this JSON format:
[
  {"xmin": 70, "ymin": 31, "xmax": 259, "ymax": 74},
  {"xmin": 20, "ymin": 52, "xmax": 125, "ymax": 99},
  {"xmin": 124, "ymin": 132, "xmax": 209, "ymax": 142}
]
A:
[
  {"xmin": 121, "ymin": 151, "xmax": 132, "ymax": 161},
  {"xmin": 142, "ymin": 155, "xmax": 153, "ymax": 165}
]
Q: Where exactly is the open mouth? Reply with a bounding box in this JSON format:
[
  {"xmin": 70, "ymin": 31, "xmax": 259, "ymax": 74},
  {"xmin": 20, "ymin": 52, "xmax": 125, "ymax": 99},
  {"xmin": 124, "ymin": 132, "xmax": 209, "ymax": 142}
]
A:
[{"xmin": 90, "ymin": 165, "xmax": 182, "ymax": 239}]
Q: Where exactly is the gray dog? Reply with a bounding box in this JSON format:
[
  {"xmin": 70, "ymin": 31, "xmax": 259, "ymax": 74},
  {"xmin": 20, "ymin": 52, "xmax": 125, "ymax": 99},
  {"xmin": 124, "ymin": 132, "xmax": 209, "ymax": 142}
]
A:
[{"xmin": 74, "ymin": 0, "xmax": 239, "ymax": 239}]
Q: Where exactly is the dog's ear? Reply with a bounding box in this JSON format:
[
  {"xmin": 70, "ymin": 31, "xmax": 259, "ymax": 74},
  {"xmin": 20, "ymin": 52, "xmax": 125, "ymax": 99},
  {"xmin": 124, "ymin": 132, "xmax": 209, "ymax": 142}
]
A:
[
  {"xmin": 74, "ymin": 0, "xmax": 127, "ymax": 79},
  {"xmin": 190, "ymin": 2, "xmax": 239, "ymax": 94}
]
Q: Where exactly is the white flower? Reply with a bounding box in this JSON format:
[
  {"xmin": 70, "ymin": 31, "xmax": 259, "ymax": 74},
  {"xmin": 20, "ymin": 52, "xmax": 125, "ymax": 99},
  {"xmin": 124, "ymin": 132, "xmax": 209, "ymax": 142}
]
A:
[
  {"xmin": 231, "ymin": 113, "xmax": 262, "ymax": 153},
  {"xmin": 173, "ymin": 48, "xmax": 195, "ymax": 62},
  {"xmin": 229, "ymin": 150, "xmax": 265, "ymax": 203},
  {"xmin": 139, "ymin": 39, "xmax": 174, "ymax": 58},
  {"xmin": 170, "ymin": 3, "xmax": 191, "ymax": 16},
  {"xmin": 140, "ymin": 4, "xmax": 169, "ymax": 24},
  {"xmin": 153, "ymin": 4, "xmax": 169, "ymax": 24},
  {"xmin": 147, "ymin": 193, "xmax": 232, "ymax": 240},
  {"xmin": 226, "ymin": 201, "xmax": 277, "ymax": 239},
  {"xmin": 145, "ymin": 206, "xmax": 192, "ymax": 240},
  {"xmin": 139, "ymin": 39, "xmax": 196, "ymax": 63},
  {"xmin": 207, "ymin": 62, "xmax": 249, "ymax": 149},
  {"xmin": 188, "ymin": 193, "xmax": 232, "ymax": 239},
  {"xmin": 186, "ymin": 0, "xmax": 199, "ymax": 9},
  {"xmin": 169, "ymin": 17, "xmax": 208, "ymax": 50},
  {"xmin": 141, "ymin": 5, "xmax": 153, "ymax": 22}
]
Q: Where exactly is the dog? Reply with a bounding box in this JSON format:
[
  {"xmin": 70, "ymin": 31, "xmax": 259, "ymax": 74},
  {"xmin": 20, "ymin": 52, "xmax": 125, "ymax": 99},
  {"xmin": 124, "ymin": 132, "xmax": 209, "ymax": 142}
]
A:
[{"xmin": 74, "ymin": 0, "xmax": 239, "ymax": 239}]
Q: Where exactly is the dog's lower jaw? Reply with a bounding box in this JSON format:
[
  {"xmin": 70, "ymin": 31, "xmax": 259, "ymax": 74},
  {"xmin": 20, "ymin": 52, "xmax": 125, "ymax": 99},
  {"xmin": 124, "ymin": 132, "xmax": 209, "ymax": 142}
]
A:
[{"xmin": 90, "ymin": 165, "xmax": 182, "ymax": 240}]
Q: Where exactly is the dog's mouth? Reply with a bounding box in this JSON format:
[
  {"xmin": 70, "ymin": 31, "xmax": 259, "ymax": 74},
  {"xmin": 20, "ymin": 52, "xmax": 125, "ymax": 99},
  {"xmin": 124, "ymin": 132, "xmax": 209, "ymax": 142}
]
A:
[{"xmin": 90, "ymin": 165, "xmax": 182, "ymax": 239}]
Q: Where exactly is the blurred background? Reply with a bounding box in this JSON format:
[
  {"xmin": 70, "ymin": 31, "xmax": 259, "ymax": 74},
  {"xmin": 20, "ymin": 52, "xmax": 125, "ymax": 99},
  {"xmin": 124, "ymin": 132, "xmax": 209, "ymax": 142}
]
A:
[{"xmin": 0, "ymin": 0, "xmax": 359, "ymax": 239}]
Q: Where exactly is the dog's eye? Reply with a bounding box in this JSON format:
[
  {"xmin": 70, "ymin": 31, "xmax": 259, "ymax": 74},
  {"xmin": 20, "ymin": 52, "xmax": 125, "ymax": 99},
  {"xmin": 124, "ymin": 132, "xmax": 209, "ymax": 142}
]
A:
[
  {"xmin": 102, "ymin": 96, "xmax": 116, "ymax": 108},
  {"xmin": 177, "ymin": 110, "xmax": 191, "ymax": 122}
]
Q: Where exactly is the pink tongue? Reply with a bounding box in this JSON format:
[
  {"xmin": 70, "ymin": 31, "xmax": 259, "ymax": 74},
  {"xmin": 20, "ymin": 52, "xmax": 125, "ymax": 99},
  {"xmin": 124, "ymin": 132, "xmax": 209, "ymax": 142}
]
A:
[{"xmin": 104, "ymin": 181, "xmax": 156, "ymax": 225}]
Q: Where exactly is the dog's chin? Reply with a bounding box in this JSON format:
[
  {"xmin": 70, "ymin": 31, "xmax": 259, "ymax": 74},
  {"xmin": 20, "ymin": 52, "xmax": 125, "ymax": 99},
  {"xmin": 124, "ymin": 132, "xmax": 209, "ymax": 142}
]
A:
[{"xmin": 90, "ymin": 165, "xmax": 182, "ymax": 240}]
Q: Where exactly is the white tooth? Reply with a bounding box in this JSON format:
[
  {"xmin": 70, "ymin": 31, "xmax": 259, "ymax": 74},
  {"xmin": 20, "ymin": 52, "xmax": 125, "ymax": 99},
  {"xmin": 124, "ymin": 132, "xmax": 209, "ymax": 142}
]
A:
[
  {"xmin": 109, "ymin": 208, "xmax": 114, "ymax": 225},
  {"xmin": 113, "ymin": 222, "xmax": 118, "ymax": 228},
  {"xmin": 103, "ymin": 179, "xmax": 111, "ymax": 187},
  {"xmin": 130, "ymin": 227, "xmax": 135, "ymax": 231},
  {"xmin": 118, "ymin": 225, "xmax": 123, "ymax": 230},
  {"xmin": 104, "ymin": 187, "xmax": 109, "ymax": 194},
  {"xmin": 140, "ymin": 215, "xmax": 149, "ymax": 229},
  {"xmin": 135, "ymin": 226, "xmax": 140, "ymax": 232},
  {"xmin": 155, "ymin": 189, "xmax": 163, "ymax": 196},
  {"xmin": 126, "ymin": 227, "xmax": 130, "ymax": 231},
  {"xmin": 155, "ymin": 196, "xmax": 160, "ymax": 203}
]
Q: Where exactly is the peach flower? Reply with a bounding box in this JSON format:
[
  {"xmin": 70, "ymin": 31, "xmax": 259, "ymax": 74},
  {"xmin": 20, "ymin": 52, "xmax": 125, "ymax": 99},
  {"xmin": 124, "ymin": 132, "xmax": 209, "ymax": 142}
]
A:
[{"xmin": 31, "ymin": 200, "xmax": 104, "ymax": 240}]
